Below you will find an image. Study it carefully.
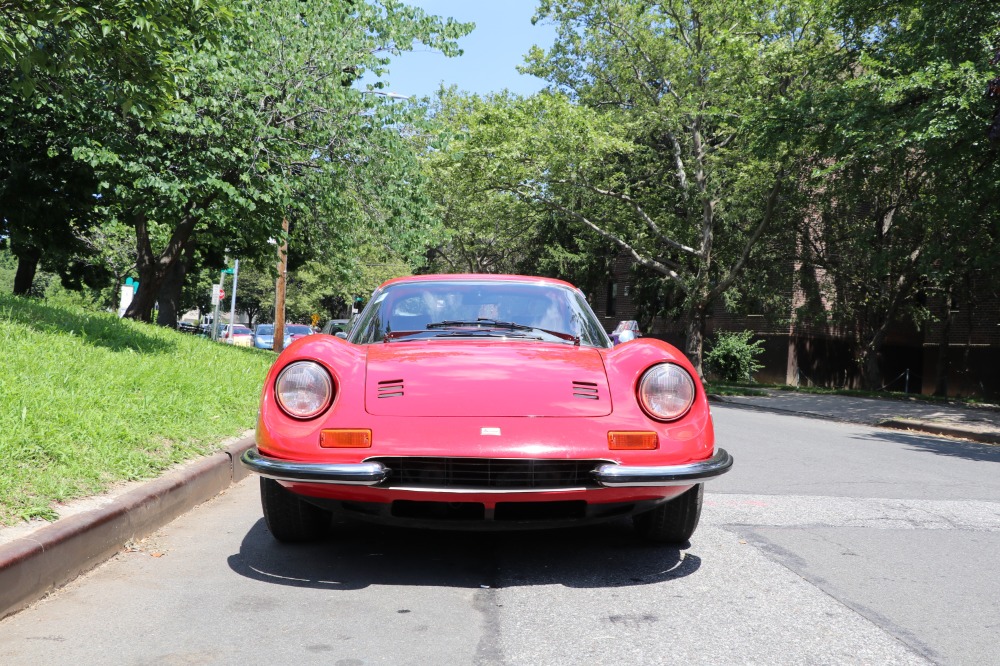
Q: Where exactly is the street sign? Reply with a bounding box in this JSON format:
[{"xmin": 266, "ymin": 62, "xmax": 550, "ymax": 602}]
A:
[
  {"xmin": 211, "ymin": 284, "xmax": 221, "ymax": 306},
  {"xmin": 219, "ymin": 287, "xmax": 226, "ymax": 301}
]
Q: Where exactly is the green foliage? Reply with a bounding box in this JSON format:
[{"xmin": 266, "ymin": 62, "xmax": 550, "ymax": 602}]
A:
[
  {"xmin": 0, "ymin": 293, "xmax": 273, "ymax": 526},
  {"xmin": 419, "ymin": 89, "xmax": 617, "ymax": 282},
  {"xmin": 426, "ymin": 1, "xmax": 834, "ymax": 373},
  {"xmin": 704, "ymin": 330, "xmax": 765, "ymax": 383},
  {"xmin": 787, "ymin": 0, "xmax": 1000, "ymax": 387},
  {"xmin": 51, "ymin": 0, "xmax": 472, "ymax": 321},
  {"xmin": 0, "ymin": 0, "xmax": 230, "ymax": 114}
]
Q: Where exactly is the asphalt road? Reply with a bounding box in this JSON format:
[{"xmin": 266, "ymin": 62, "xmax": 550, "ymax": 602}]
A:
[{"xmin": 1, "ymin": 406, "xmax": 999, "ymax": 665}]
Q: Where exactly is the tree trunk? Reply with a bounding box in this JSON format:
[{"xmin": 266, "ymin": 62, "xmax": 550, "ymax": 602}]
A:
[
  {"xmin": 155, "ymin": 240, "xmax": 193, "ymax": 328},
  {"xmin": 684, "ymin": 305, "xmax": 706, "ymax": 378},
  {"xmin": 12, "ymin": 246, "xmax": 41, "ymax": 296},
  {"xmin": 862, "ymin": 346, "xmax": 881, "ymax": 391},
  {"xmin": 933, "ymin": 299, "xmax": 952, "ymax": 397},
  {"xmin": 124, "ymin": 196, "xmax": 213, "ymax": 322}
]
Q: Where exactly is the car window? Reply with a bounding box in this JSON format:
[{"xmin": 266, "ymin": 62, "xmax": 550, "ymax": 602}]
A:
[
  {"xmin": 350, "ymin": 281, "xmax": 611, "ymax": 348},
  {"xmin": 287, "ymin": 325, "xmax": 312, "ymax": 335},
  {"xmin": 256, "ymin": 325, "xmax": 274, "ymax": 335}
]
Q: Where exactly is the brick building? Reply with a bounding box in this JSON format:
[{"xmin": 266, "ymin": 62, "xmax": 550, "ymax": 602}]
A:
[{"xmin": 590, "ymin": 251, "xmax": 1000, "ymax": 400}]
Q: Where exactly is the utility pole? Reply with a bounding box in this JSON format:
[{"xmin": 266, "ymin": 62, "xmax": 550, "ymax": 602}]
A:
[{"xmin": 273, "ymin": 217, "xmax": 289, "ymax": 353}]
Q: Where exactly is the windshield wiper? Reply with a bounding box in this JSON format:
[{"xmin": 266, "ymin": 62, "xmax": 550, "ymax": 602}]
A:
[
  {"xmin": 426, "ymin": 319, "xmax": 580, "ymax": 345},
  {"xmin": 383, "ymin": 330, "xmax": 433, "ymax": 342}
]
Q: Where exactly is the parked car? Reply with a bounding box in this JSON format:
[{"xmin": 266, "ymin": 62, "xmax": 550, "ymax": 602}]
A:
[
  {"xmin": 253, "ymin": 324, "xmax": 291, "ymax": 350},
  {"xmin": 320, "ymin": 318, "xmax": 352, "ymax": 335},
  {"xmin": 220, "ymin": 324, "xmax": 253, "ymax": 346},
  {"xmin": 285, "ymin": 324, "xmax": 314, "ymax": 342},
  {"xmin": 610, "ymin": 320, "xmax": 642, "ymax": 344},
  {"xmin": 241, "ymin": 274, "xmax": 731, "ymax": 544}
]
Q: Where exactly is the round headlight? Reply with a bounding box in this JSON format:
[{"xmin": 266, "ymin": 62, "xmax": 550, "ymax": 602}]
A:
[
  {"xmin": 638, "ymin": 363, "xmax": 696, "ymax": 421},
  {"xmin": 274, "ymin": 361, "xmax": 334, "ymax": 419}
]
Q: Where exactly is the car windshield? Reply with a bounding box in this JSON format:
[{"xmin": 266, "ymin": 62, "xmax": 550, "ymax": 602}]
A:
[
  {"xmin": 255, "ymin": 325, "xmax": 274, "ymax": 335},
  {"xmin": 232, "ymin": 326, "xmax": 251, "ymax": 334},
  {"xmin": 287, "ymin": 325, "xmax": 312, "ymax": 335},
  {"xmin": 350, "ymin": 280, "xmax": 611, "ymax": 348}
]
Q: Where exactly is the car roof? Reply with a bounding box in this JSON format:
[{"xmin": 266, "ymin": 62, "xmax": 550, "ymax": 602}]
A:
[{"xmin": 377, "ymin": 274, "xmax": 577, "ymax": 290}]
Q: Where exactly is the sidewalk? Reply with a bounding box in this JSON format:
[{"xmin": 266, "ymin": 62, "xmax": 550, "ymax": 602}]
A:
[
  {"xmin": 0, "ymin": 435, "xmax": 255, "ymax": 621},
  {"xmin": 714, "ymin": 389, "xmax": 1000, "ymax": 445}
]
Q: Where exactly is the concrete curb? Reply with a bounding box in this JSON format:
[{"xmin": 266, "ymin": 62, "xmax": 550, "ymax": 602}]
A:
[
  {"xmin": 0, "ymin": 436, "xmax": 255, "ymax": 620},
  {"xmin": 878, "ymin": 419, "xmax": 1000, "ymax": 446}
]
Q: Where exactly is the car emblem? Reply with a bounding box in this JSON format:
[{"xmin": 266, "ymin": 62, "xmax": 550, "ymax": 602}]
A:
[{"xmin": 480, "ymin": 427, "xmax": 501, "ymax": 436}]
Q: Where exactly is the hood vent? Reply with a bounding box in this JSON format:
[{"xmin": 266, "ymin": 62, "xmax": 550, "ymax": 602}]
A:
[
  {"xmin": 378, "ymin": 379, "xmax": 405, "ymax": 399},
  {"xmin": 572, "ymin": 380, "xmax": 599, "ymax": 400}
]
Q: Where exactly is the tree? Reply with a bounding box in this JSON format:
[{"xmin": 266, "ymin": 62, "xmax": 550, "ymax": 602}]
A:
[
  {"xmin": 75, "ymin": 0, "xmax": 471, "ymax": 324},
  {"xmin": 432, "ymin": 1, "xmax": 831, "ymax": 374},
  {"xmin": 792, "ymin": 0, "xmax": 1000, "ymax": 389},
  {"xmin": 1, "ymin": 0, "xmax": 228, "ymax": 113},
  {"xmin": 0, "ymin": 0, "xmax": 226, "ymax": 299},
  {"xmin": 0, "ymin": 77, "xmax": 100, "ymax": 296},
  {"xmin": 419, "ymin": 90, "xmax": 620, "ymax": 294}
]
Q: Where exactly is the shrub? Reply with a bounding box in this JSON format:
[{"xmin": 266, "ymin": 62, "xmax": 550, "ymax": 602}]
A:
[{"xmin": 705, "ymin": 330, "xmax": 765, "ymax": 383}]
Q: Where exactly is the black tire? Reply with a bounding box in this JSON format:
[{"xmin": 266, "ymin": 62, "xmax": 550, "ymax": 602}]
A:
[
  {"xmin": 260, "ymin": 477, "xmax": 331, "ymax": 542},
  {"xmin": 633, "ymin": 484, "xmax": 703, "ymax": 544}
]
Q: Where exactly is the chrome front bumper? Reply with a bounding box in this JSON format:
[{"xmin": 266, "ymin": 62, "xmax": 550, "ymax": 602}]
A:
[
  {"xmin": 241, "ymin": 449, "xmax": 387, "ymax": 485},
  {"xmin": 592, "ymin": 448, "xmax": 733, "ymax": 487},
  {"xmin": 243, "ymin": 447, "xmax": 733, "ymax": 489}
]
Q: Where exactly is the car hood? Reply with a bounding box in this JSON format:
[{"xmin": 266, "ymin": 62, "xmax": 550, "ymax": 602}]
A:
[{"xmin": 364, "ymin": 342, "xmax": 611, "ymax": 417}]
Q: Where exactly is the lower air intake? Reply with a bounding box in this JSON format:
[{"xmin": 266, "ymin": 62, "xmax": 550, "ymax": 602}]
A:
[{"xmin": 371, "ymin": 457, "xmax": 606, "ymax": 490}]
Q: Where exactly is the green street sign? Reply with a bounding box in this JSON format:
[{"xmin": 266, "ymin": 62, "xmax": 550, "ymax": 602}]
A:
[{"xmin": 222, "ymin": 268, "xmax": 235, "ymax": 275}]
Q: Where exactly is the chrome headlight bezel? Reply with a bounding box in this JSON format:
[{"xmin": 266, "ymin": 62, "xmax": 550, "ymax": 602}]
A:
[
  {"xmin": 274, "ymin": 361, "xmax": 334, "ymax": 419},
  {"xmin": 637, "ymin": 363, "xmax": 696, "ymax": 421}
]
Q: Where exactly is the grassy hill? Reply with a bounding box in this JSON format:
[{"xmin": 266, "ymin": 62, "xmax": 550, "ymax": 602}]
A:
[{"xmin": 0, "ymin": 294, "xmax": 275, "ymax": 526}]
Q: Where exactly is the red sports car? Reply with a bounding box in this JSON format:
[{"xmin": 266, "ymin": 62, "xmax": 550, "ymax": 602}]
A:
[{"xmin": 242, "ymin": 274, "xmax": 732, "ymax": 544}]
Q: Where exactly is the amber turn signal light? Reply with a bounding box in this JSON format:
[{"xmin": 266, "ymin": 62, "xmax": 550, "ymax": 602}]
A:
[
  {"xmin": 320, "ymin": 429, "xmax": 372, "ymax": 448},
  {"xmin": 607, "ymin": 431, "xmax": 658, "ymax": 450}
]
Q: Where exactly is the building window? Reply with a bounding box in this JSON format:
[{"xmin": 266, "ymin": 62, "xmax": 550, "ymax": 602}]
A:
[{"xmin": 606, "ymin": 281, "xmax": 617, "ymax": 316}]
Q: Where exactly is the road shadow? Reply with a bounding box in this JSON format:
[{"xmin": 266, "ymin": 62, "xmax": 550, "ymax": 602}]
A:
[
  {"xmin": 718, "ymin": 398, "xmax": 1000, "ymax": 431},
  {"xmin": 853, "ymin": 429, "xmax": 1000, "ymax": 463},
  {"xmin": 227, "ymin": 517, "xmax": 700, "ymax": 591}
]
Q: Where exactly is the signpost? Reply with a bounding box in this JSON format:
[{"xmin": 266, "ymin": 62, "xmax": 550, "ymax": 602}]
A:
[
  {"xmin": 118, "ymin": 277, "xmax": 139, "ymax": 317},
  {"xmin": 209, "ymin": 263, "xmax": 237, "ymax": 341}
]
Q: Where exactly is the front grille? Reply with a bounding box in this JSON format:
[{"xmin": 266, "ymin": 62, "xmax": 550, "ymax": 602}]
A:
[{"xmin": 371, "ymin": 457, "xmax": 605, "ymax": 490}]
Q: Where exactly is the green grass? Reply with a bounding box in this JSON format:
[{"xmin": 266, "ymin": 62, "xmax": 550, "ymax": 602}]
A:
[{"xmin": 0, "ymin": 294, "xmax": 275, "ymax": 526}]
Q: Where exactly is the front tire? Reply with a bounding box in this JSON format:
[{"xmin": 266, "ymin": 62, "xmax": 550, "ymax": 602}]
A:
[
  {"xmin": 260, "ymin": 478, "xmax": 331, "ymax": 542},
  {"xmin": 633, "ymin": 484, "xmax": 703, "ymax": 544}
]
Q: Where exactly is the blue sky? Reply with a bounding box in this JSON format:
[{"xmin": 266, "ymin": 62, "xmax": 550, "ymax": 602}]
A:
[{"xmin": 374, "ymin": 0, "xmax": 558, "ymax": 99}]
